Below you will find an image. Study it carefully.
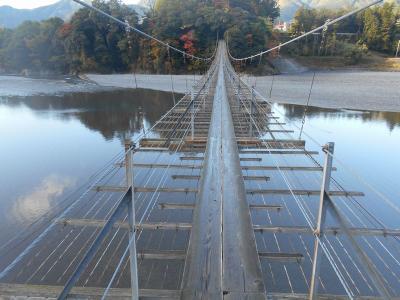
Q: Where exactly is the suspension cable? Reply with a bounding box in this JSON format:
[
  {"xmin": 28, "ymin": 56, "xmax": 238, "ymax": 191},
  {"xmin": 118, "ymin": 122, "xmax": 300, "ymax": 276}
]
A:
[
  {"xmin": 71, "ymin": 0, "xmax": 215, "ymax": 62},
  {"xmin": 227, "ymin": 0, "xmax": 383, "ymax": 62}
]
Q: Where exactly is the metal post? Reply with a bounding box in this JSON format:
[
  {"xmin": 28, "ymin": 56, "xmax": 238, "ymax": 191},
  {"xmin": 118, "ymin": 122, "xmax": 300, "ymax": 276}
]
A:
[
  {"xmin": 250, "ymin": 87, "xmax": 255, "ymax": 137},
  {"xmin": 191, "ymin": 88, "xmax": 195, "ymax": 140},
  {"xmin": 57, "ymin": 193, "xmax": 130, "ymax": 300},
  {"xmin": 237, "ymin": 76, "xmax": 241, "ymax": 105},
  {"xmin": 309, "ymin": 142, "xmax": 334, "ymax": 300},
  {"xmin": 124, "ymin": 140, "xmax": 139, "ymax": 300}
]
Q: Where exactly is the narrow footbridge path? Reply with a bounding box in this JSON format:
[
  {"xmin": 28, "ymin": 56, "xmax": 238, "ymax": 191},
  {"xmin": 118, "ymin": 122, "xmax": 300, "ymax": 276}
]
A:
[{"xmin": 0, "ymin": 42, "xmax": 399, "ymax": 300}]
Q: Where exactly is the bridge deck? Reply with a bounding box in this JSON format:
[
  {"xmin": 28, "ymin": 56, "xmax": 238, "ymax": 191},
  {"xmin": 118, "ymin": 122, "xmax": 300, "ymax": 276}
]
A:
[{"xmin": 1, "ymin": 42, "xmax": 399, "ymax": 299}]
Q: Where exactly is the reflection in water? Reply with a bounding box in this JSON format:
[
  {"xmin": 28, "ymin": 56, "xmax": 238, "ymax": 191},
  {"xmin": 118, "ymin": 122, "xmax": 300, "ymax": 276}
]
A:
[
  {"xmin": 0, "ymin": 89, "xmax": 176, "ymax": 141},
  {"xmin": 277, "ymin": 104, "xmax": 400, "ymax": 131},
  {"xmin": 12, "ymin": 174, "xmax": 76, "ymax": 223}
]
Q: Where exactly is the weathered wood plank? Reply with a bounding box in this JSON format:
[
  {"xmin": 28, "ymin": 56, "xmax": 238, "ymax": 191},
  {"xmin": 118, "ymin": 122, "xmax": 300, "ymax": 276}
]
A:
[
  {"xmin": 253, "ymin": 225, "xmax": 400, "ymax": 237},
  {"xmin": 0, "ymin": 283, "xmax": 180, "ymax": 299},
  {"xmin": 158, "ymin": 203, "xmax": 282, "ymax": 210},
  {"xmin": 258, "ymin": 252, "xmax": 304, "ymax": 262},
  {"xmin": 246, "ymin": 189, "xmax": 364, "ymax": 197},
  {"xmin": 57, "ymin": 219, "xmax": 192, "ymax": 230}
]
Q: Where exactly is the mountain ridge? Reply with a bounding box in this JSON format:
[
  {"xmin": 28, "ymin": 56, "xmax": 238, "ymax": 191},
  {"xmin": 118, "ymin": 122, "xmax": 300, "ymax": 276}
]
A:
[
  {"xmin": 0, "ymin": 0, "xmax": 146, "ymax": 28},
  {"xmin": 0, "ymin": 0, "xmax": 398, "ymax": 28}
]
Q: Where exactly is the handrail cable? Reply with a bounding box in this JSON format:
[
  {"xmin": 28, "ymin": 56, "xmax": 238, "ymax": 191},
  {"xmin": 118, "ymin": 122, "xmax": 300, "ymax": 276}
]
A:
[
  {"xmin": 240, "ymin": 77, "xmax": 400, "ymax": 218},
  {"xmin": 71, "ymin": 0, "xmax": 215, "ymax": 62},
  {"xmin": 227, "ymin": 0, "xmax": 383, "ymax": 61},
  {"xmin": 100, "ymin": 63, "xmax": 215, "ymax": 299},
  {"xmin": 224, "ymin": 60, "xmax": 355, "ymax": 298},
  {"xmin": 227, "ymin": 60, "xmax": 400, "ymax": 291}
]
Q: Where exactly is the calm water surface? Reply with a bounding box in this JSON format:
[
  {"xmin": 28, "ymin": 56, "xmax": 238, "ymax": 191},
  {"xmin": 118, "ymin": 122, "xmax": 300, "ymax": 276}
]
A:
[
  {"xmin": 0, "ymin": 89, "xmax": 175, "ymax": 243},
  {"xmin": 0, "ymin": 89, "xmax": 400, "ymax": 244}
]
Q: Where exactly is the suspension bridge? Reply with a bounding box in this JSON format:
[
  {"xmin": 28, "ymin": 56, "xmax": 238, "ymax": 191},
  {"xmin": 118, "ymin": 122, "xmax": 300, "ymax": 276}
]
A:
[{"xmin": 1, "ymin": 0, "xmax": 400, "ymax": 299}]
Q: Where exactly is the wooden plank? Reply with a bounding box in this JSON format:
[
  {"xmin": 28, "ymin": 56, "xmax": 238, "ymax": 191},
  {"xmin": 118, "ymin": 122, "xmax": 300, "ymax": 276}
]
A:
[
  {"xmin": 265, "ymin": 292, "xmax": 395, "ymax": 299},
  {"xmin": 180, "ymin": 156, "xmax": 262, "ymax": 162},
  {"xmin": 137, "ymin": 250, "xmax": 186, "ymax": 260},
  {"xmin": 246, "ymin": 189, "xmax": 364, "ymax": 197},
  {"xmin": 243, "ymin": 176, "xmax": 270, "ymax": 181},
  {"xmin": 158, "ymin": 203, "xmax": 282, "ymax": 210},
  {"xmin": 172, "ymin": 175, "xmax": 201, "ymax": 180},
  {"xmin": 139, "ymin": 138, "xmax": 305, "ymax": 149},
  {"xmin": 258, "ymin": 252, "xmax": 304, "ymax": 262},
  {"xmin": 172, "ymin": 175, "xmax": 271, "ymax": 181},
  {"xmin": 92, "ymin": 186, "xmax": 198, "ymax": 194},
  {"xmin": 159, "ymin": 203, "xmax": 196, "ymax": 209},
  {"xmin": 241, "ymin": 166, "xmax": 336, "ymax": 171},
  {"xmin": 57, "ymin": 219, "xmax": 192, "ymax": 230},
  {"xmin": 120, "ymin": 163, "xmax": 331, "ymax": 172},
  {"xmin": 253, "ymin": 225, "xmax": 400, "ymax": 237},
  {"xmin": 92, "ymin": 186, "xmax": 361, "ymax": 196},
  {"xmin": 134, "ymin": 163, "xmax": 202, "ymax": 169},
  {"xmin": 136, "ymin": 147, "xmax": 170, "ymax": 152},
  {"xmin": 0, "ymin": 283, "xmax": 180, "ymax": 299},
  {"xmin": 240, "ymin": 150, "xmax": 319, "ymax": 155},
  {"xmin": 93, "ymin": 185, "xmax": 127, "ymax": 192},
  {"xmin": 135, "ymin": 187, "xmax": 198, "ymax": 193},
  {"xmin": 250, "ymin": 204, "xmax": 283, "ymax": 210}
]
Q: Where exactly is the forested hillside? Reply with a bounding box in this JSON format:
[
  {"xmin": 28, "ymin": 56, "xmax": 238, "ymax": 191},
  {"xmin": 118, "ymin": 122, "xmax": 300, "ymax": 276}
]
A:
[
  {"xmin": 0, "ymin": 0, "xmax": 398, "ymax": 74},
  {"xmin": 284, "ymin": 2, "xmax": 400, "ymax": 64},
  {"xmin": 0, "ymin": 0, "xmax": 278, "ymax": 74}
]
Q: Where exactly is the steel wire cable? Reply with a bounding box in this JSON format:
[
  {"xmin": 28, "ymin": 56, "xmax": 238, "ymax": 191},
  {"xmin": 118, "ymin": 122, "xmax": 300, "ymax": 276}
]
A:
[
  {"xmin": 98, "ymin": 67, "xmax": 217, "ymax": 297},
  {"xmin": 237, "ymin": 73, "xmax": 400, "ymax": 222},
  {"xmin": 231, "ymin": 65, "xmax": 400, "ymax": 292},
  {"xmin": 23, "ymin": 168, "xmax": 125, "ymax": 283},
  {"xmin": 93, "ymin": 85, "xmax": 213, "ymax": 287},
  {"xmin": 0, "ymin": 149, "xmax": 126, "ymax": 256},
  {"xmin": 227, "ymin": 63, "xmax": 361, "ymax": 295},
  {"xmin": 224, "ymin": 60, "xmax": 355, "ymax": 298},
  {"xmin": 225, "ymin": 81, "xmax": 300, "ymax": 291},
  {"xmin": 299, "ymin": 160, "xmax": 400, "ymax": 293},
  {"xmin": 227, "ymin": 0, "xmax": 383, "ymax": 62},
  {"xmin": 100, "ymin": 111, "xmax": 201, "ymax": 298},
  {"xmin": 71, "ymin": 0, "xmax": 216, "ymax": 62}
]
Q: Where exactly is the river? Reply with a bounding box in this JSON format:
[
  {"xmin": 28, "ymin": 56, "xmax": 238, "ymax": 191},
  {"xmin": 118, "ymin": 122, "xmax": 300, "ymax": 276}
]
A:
[{"xmin": 0, "ymin": 77, "xmax": 399, "ymax": 295}]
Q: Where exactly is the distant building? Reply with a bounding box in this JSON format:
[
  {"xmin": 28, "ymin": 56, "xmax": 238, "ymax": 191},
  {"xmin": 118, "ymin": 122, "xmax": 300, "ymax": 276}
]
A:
[
  {"xmin": 213, "ymin": 0, "xmax": 229, "ymax": 9},
  {"xmin": 274, "ymin": 21, "xmax": 290, "ymax": 32}
]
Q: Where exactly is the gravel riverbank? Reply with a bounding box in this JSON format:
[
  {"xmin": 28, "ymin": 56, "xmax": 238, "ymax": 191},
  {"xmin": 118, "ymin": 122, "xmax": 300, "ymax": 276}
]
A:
[{"xmin": 87, "ymin": 71, "xmax": 400, "ymax": 112}]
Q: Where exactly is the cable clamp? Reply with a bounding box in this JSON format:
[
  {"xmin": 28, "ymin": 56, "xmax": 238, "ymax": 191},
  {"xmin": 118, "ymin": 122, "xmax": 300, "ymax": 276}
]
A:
[{"xmin": 323, "ymin": 19, "xmax": 331, "ymax": 32}]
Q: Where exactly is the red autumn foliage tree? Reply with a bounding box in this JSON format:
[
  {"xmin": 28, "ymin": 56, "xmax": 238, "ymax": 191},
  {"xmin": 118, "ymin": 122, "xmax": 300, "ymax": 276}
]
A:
[{"xmin": 180, "ymin": 30, "xmax": 196, "ymax": 55}]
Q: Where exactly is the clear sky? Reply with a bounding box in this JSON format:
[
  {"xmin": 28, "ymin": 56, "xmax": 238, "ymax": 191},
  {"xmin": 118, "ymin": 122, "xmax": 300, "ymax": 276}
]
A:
[{"xmin": 0, "ymin": 0, "xmax": 140, "ymax": 9}]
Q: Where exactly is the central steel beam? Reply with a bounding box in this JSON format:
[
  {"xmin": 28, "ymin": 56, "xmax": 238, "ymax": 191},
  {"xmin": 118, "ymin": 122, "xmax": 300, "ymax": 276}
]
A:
[{"xmin": 181, "ymin": 42, "xmax": 265, "ymax": 299}]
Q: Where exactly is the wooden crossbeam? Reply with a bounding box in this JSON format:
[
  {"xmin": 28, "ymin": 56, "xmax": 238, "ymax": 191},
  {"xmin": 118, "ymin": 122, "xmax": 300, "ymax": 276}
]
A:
[
  {"xmin": 137, "ymin": 250, "xmax": 186, "ymax": 260},
  {"xmin": 258, "ymin": 252, "xmax": 303, "ymax": 262},
  {"xmin": 57, "ymin": 219, "xmax": 192, "ymax": 230},
  {"xmin": 253, "ymin": 225, "xmax": 400, "ymax": 237},
  {"xmin": 93, "ymin": 186, "xmax": 361, "ymax": 196},
  {"xmin": 171, "ymin": 175, "xmax": 270, "ymax": 181},
  {"xmin": 118, "ymin": 163, "xmax": 332, "ymax": 172},
  {"xmin": 1, "ymin": 283, "xmax": 393, "ymax": 300},
  {"xmin": 57, "ymin": 219, "xmax": 400, "ymax": 237},
  {"xmin": 180, "ymin": 156, "xmax": 262, "ymax": 162},
  {"xmin": 0, "ymin": 283, "xmax": 180, "ymax": 299},
  {"xmin": 158, "ymin": 203, "xmax": 282, "ymax": 210},
  {"xmin": 247, "ymin": 189, "xmax": 364, "ymax": 197},
  {"xmin": 133, "ymin": 163, "xmax": 202, "ymax": 169},
  {"xmin": 239, "ymin": 150, "xmax": 319, "ymax": 155},
  {"xmin": 139, "ymin": 138, "xmax": 305, "ymax": 149},
  {"xmin": 241, "ymin": 166, "xmax": 336, "ymax": 171}
]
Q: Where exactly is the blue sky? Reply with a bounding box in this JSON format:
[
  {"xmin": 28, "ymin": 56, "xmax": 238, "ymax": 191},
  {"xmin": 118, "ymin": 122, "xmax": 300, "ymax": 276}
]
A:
[{"xmin": 0, "ymin": 0, "xmax": 140, "ymax": 9}]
